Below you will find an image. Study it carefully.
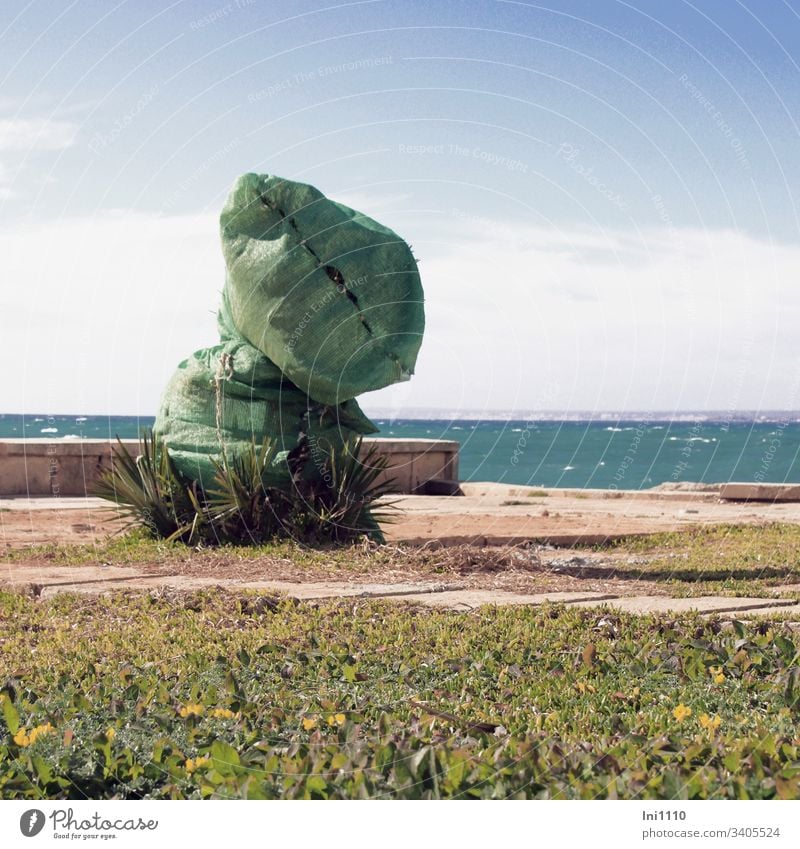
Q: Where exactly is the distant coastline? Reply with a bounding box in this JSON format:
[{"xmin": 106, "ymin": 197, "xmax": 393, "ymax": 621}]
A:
[
  {"xmin": 3, "ymin": 410, "xmax": 800, "ymax": 423},
  {"xmin": 363, "ymin": 409, "xmax": 800, "ymax": 424}
]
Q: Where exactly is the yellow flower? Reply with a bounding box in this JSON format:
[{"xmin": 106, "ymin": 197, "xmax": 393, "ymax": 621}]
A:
[
  {"xmin": 302, "ymin": 717, "xmax": 317, "ymax": 731},
  {"xmin": 709, "ymin": 666, "xmax": 725, "ymax": 684},
  {"xmin": 185, "ymin": 756, "xmax": 210, "ymax": 774},
  {"xmin": 105, "ymin": 727, "xmax": 116, "ymax": 741},
  {"xmin": 209, "ymin": 708, "xmax": 236, "ymax": 719},
  {"xmin": 327, "ymin": 713, "xmax": 346, "ymax": 727},
  {"xmin": 673, "ymin": 704, "xmax": 692, "ymax": 722},
  {"xmin": 32, "ymin": 723, "xmax": 54, "ymax": 741},
  {"xmin": 13, "ymin": 723, "xmax": 54, "ymax": 747},
  {"xmin": 178, "ymin": 703, "xmax": 205, "ymax": 718},
  {"xmin": 699, "ymin": 713, "xmax": 721, "ymax": 732}
]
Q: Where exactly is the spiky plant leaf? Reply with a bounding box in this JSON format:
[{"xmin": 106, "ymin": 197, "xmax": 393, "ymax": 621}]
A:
[
  {"xmin": 94, "ymin": 431, "xmax": 398, "ymax": 547},
  {"xmin": 92, "ymin": 432, "xmax": 196, "ymax": 540},
  {"xmin": 205, "ymin": 437, "xmax": 283, "ymax": 545}
]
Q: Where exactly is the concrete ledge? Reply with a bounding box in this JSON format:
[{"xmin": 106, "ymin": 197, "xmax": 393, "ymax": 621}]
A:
[
  {"xmin": 720, "ymin": 482, "xmax": 800, "ymax": 502},
  {"xmin": 460, "ymin": 482, "xmax": 720, "ymax": 502},
  {"xmin": 0, "ymin": 438, "xmax": 459, "ymax": 497}
]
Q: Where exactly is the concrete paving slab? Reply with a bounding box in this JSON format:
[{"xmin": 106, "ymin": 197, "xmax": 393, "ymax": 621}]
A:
[
  {"xmin": 4, "ymin": 560, "xmax": 800, "ymax": 619},
  {"xmin": 730, "ymin": 604, "xmax": 800, "ymax": 619},
  {"xmin": 38, "ymin": 577, "xmax": 421, "ymax": 599},
  {"xmin": 38, "ymin": 576, "xmax": 227, "ymax": 598},
  {"xmin": 1, "ymin": 571, "xmax": 468, "ymax": 600},
  {"xmin": 388, "ymin": 590, "xmax": 618, "ymax": 609},
  {"xmin": 229, "ymin": 580, "xmax": 465, "ymax": 600},
  {"xmin": 0, "ymin": 564, "xmax": 145, "ymax": 585},
  {"xmin": 393, "ymin": 533, "xmax": 652, "ymax": 547},
  {"xmin": 573, "ymin": 596, "xmax": 797, "ymax": 615}
]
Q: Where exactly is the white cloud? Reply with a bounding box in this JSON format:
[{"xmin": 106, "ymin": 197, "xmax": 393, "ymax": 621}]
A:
[
  {"xmin": 0, "ymin": 118, "xmax": 78, "ymax": 152},
  {"xmin": 0, "ymin": 162, "xmax": 11, "ymax": 200},
  {"xmin": 362, "ymin": 218, "xmax": 800, "ymax": 414},
  {"xmin": 2, "ymin": 209, "xmax": 798, "ymax": 415},
  {"xmin": 333, "ymin": 190, "xmax": 414, "ymax": 216},
  {"xmin": 0, "ymin": 116, "xmax": 79, "ymax": 199},
  {"xmin": 0, "ymin": 211, "xmax": 222, "ymax": 414}
]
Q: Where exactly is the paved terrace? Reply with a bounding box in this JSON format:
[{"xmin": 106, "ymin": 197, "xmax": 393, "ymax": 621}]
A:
[
  {"xmin": 3, "ymin": 482, "xmax": 800, "ymax": 618},
  {"xmin": 4, "ymin": 481, "xmax": 800, "ymax": 549}
]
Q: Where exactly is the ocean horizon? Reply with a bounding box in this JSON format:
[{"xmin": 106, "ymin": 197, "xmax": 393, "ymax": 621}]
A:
[{"xmin": 3, "ymin": 411, "xmax": 800, "ymax": 491}]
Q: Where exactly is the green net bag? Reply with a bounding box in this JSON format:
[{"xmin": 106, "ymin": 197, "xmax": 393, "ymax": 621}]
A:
[{"xmin": 155, "ymin": 173, "xmax": 424, "ymax": 488}]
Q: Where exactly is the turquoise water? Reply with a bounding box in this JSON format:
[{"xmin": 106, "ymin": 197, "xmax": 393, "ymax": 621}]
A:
[{"xmin": 3, "ymin": 413, "xmax": 799, "ymax": 490}]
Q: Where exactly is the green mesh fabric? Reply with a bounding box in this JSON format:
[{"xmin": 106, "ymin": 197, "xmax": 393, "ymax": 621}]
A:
[
  {"xmin": 155, "ymin": 173, "xmax": 424, "ymax": 488},
  {"xmin": 219, "ymin": 173, "xmax": 424, "ymax": 405}
]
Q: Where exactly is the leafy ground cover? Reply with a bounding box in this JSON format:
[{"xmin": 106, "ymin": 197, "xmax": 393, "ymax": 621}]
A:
[
  {"xmin": 606, "ymin": 523, "xmax": 800, "ymax": 598},
  {"xmin": 609, "ymin": 523, "xmax": 800, "ymax": 576},
  {"xmin": 1, "ymin": 588, "xmax": 799, "ymax": 799}
]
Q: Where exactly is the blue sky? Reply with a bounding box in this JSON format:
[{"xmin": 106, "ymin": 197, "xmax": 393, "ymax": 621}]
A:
[{"xmin": 3, "ymin": 0, "xmax": 800, "ymax": 415}]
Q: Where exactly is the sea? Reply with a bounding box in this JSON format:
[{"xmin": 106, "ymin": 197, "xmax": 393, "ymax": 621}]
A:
[{"xmin": 5, "ymin": 412, "xmax": 800, "ymax": 490}]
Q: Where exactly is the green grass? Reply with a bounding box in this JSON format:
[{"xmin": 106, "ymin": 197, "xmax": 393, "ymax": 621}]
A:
[
  {"xmin": 0, "ymin": 527, "xmax": 398, "ymax": 574},
  {"xmin": 1, "ymin": 589, "xmax": 799, "ymax": 799},
  {"xmin": 609, "ymin": 523, "xmax": 800, "ymax": 567},
  {"xmin": 1, "ymin": 528, "xmax": 187, "ymax": 566},
  {"xmin": 602, "ymin": 523, "xmax": 800, "ymax": 598}
]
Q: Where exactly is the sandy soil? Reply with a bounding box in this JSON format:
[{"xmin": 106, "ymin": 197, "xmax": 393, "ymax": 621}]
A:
[
  {"xmin": 389, "ymin": 486, "xmax": 800, "ymax": 545},
  {"xmin": 2, "ymin": 486, "xmax": 798, "ymax": 604},
  {"xmin": 3, "ymin": 486, "xmax": 798, "ymax": 552}
]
